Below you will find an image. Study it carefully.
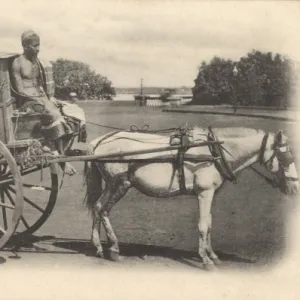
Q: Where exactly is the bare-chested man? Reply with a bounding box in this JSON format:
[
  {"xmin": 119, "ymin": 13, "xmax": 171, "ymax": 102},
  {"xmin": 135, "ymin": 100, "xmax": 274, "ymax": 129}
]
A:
[{"xmin": 12, "ymin": 30, "xmax": 87, "ymax": 175}]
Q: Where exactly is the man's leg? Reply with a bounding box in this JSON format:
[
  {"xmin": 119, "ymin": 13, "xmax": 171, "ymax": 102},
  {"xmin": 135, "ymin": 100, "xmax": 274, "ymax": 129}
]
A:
[
  {"xmin": 41, "ymin": 103, "xmax": 77, "ymax": 176},
  {"xmin": 55, "ymin": 137, "xmax": 77, "ymax": 176}
]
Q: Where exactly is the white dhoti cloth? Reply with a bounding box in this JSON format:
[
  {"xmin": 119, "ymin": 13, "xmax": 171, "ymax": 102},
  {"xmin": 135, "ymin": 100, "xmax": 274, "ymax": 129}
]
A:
[
  {"xmin": 60, "ymin": 102, "xmax": 86, "ymax": 126},
  {"xmin": 40, "ymin": 98, "xmax": 87, "ymax": 143}
]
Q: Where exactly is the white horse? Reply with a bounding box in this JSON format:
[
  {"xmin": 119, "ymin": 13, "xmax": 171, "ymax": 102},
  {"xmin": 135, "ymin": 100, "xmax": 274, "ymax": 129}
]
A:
[{"xmin": 84, "ymin": 127, "xmax": 299, "ymax": 270}]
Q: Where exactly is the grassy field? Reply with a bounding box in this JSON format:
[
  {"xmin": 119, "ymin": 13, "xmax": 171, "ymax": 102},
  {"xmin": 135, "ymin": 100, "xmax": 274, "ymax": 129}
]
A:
[{"xmin": 12, "ymin": 101, "xmax": 298, "ymax": 266}]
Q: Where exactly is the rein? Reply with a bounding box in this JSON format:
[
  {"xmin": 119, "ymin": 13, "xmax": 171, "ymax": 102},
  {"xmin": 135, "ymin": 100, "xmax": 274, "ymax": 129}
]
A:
[
  {"xmin": 248, "ymin": 165, "xmax": 278, "ymax": 186},
  {"xmin": 86, "ymin": 121, "xmax": 177, "ymax": 134}
]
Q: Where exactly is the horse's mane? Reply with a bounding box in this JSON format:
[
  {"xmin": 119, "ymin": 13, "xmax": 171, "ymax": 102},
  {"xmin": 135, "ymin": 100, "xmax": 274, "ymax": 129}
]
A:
[{"xmin": 193, "ymin": 126, "xmax": 265, "ymax": 139}]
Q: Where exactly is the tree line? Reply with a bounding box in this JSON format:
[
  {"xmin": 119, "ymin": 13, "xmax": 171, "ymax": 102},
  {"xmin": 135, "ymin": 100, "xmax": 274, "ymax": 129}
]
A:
[
  {"xmin": 51, "ymin": 58, "xmax": 115, "ymax": 100},
  {"xmin": 192, "ymin": 50, "xmax": 298, "ymax": 108},
  {"xmin": 50, "ymin": 51, "xmax": 298, "ymax": 106}
]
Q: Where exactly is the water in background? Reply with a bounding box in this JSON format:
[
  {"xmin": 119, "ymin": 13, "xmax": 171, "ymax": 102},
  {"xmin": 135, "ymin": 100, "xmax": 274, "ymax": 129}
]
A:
[{"xmin": 113, "ymin": 94, "xmax": 136, "ymax": 101}]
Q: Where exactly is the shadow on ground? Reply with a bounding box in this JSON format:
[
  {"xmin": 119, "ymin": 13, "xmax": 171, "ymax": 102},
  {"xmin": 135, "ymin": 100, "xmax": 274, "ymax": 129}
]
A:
[
  {"xmin": 0, "ymin": 256, "xmax": 6, "ymax": 264},
  {"xmin": 3, "ymin": 234, "xmax": 257, "ymax": 270}
]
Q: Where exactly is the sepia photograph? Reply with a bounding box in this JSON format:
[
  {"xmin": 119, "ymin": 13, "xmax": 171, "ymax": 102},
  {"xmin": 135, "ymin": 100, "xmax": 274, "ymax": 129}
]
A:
[{"xmin": 0, "ymin": 0, "xmax": 300, "ymax": 299}]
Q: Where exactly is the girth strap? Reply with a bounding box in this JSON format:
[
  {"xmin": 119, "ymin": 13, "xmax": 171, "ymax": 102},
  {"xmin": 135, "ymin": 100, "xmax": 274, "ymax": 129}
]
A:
[
  {"xmin": 171, "ymin": 126, "xmax": 192, "ymax": 194},
  {"xmin": 176, "ymin": 147, "xmax": 187, "ymax": 193}
]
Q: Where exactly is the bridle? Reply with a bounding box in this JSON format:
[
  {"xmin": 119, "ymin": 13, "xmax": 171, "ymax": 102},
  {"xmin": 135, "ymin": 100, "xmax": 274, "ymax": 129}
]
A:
[
  {"xmin": 258, "ymin": 133, "xmax": 298, "ymax": 183},
  {"xmin": 258, "ymin": 133, "xmax": 270, "ymax": 166}
]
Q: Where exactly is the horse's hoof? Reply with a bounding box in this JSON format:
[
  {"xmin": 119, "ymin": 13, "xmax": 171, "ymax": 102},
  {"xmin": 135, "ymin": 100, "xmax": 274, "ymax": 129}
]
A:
[
  {"xmin": 96, "ymin": 250, "xmax": 104, "ymax": 259},
  {"xmin": 203, "ymin": 263, "xmax": 217, "ymax": 271},
  {"xmin": 108, "ymin": 250, "xmax": 120, "ymax": 262},
  {"xmin": 212, "ymin": 258, "xmax": 222, "ymax": 265}
]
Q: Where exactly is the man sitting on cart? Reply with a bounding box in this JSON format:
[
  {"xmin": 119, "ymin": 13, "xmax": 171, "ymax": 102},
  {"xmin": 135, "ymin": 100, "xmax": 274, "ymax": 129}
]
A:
[{"xmin": 11, "ymin": 30, "xmax": 87, "ymax": 175}]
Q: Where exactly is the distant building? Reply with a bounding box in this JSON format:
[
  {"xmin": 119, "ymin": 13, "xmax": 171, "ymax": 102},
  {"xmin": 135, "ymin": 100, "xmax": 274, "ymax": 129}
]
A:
[{"xmin": 132, "ymin": 86, "xmax": 192, "ymax": 106}]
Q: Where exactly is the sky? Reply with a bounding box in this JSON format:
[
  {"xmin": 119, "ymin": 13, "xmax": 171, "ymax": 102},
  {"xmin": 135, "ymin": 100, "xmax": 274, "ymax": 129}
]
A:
[{"xmin": 1, "ymin": 0, "xmax": 300, "ymax": 88}]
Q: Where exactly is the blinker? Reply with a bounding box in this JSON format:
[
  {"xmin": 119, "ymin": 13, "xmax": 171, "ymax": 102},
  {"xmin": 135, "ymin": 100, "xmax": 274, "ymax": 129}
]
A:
[{"xmin": 277, "ymin": 150, "xmax": 294, "ymax": 168}]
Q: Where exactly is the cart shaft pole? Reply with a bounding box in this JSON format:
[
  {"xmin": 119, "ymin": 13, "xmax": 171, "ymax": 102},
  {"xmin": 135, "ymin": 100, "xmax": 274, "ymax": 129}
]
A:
[{"xmin": 0, "ymin": 140, "xmax": 223, "ymax": 165}]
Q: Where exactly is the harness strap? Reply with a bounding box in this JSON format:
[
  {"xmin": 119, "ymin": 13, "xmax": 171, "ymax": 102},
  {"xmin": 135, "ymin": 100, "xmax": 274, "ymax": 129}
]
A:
[
  {"xmin": 174, "ymin": 126, "xmax": 237, "ymax": 192},
  {"xmin": 177, "ymin": 147, "xmax": 187, "ymax": 193},
  {"xmin": 175, "ymin": 127, "xmax": 194, "ymax": 193},
  {"xmin": 93, "ymin": 131, "xmax": 121, "ymax": 152},
  {"xmin": 207, "ymin": 126, "xmax": 237, "ymax": 183}
]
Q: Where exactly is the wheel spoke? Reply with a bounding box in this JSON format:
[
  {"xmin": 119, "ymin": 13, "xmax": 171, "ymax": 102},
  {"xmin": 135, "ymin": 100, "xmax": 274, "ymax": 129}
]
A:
[
  {"xmin": 0, "ymin": 201, "xmax": 15, "ymax": 209},
  {"xmin": 0, "ymin": 226, "xmax": 6, "ymax": 234},
  {"xmin": 23, "ymin": 196, "xmax": 45, "ymax": 214},
  {"xmin": 0, "ymin": 177, "xmax": 14, "ymax": 186},
  {"xmin": 20, "ymin": 215, "xmax": 30, "ymax": 230},
  {"xmin": 1, "ymin": 191, "xmax": 7, "ymax": 230},
  {"xmin": 1, "ymin": 166, "xmax": 54, "ymax": 190},
  {"xmin": 23, "ymin": 183, "xmax": 53, "ymax": 191},
  {"xmin": 0, "ymin": 164, "xmax": 8, "ymax": 175},
  {"xmin": 7, "ymin": 186, "xmax": 45, "ymax": 213},
  {"xmin": 20, "ymin": 166, "xmax": 43, "ymax": 177},
  {"xmin": 4, "ymin": 189, "xmax": 30, "ymax": 230},
  {"xmin": 0, "ymin": 162, "xmax": 58, "ymax": 237},
  {"xmin": 0, "ymin": 166, "xmax": 44, "ymax": 182},
  {"xmin": 4, "ymin": 188, "xmax": 16, "ymax": 206}
]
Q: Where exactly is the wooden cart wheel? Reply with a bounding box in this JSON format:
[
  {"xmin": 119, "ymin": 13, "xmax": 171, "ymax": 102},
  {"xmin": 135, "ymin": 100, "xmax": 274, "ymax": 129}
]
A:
[
  {"xmin": 0, "ymin": 163, "xmax": 59, "ymax": 237},
  {"xmin": 0, "ymin": 141, "xmax": 23, "ymax": 249}
]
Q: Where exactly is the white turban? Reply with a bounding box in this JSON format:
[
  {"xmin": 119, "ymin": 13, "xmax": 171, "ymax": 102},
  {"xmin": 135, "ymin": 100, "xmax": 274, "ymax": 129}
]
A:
[{"xmin": 21, "ymin": 30, "xmax": 40, "ymax": 47}]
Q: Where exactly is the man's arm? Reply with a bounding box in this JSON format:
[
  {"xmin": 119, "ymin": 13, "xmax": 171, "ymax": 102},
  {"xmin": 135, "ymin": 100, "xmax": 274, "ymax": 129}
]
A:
[
  {"xmin": 11, "ymin": 58, "xmax": 25, "ymax": 95},
  {"xmin": 11, "ymin": 58, "xmax": 38, "ymax": 102}
]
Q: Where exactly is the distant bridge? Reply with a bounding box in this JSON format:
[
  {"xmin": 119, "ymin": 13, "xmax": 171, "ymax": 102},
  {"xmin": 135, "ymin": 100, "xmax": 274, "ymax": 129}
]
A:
[{"xmin": 134, "ymin": 94, "xmax": 193, "ymax": 107}]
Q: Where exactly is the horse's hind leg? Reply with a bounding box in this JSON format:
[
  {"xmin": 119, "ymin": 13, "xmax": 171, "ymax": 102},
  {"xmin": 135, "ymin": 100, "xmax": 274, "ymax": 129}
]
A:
[
  {"xmin": 101, "ymin": 177, "xmax": 131, "ymax": 261},
  {"xmin": 91, "ymin": 185, "xmax": 110, "ymax": 258},
  {"xmin": 92, "ymin": 218, "xmax": 103, "ymax": 258}
]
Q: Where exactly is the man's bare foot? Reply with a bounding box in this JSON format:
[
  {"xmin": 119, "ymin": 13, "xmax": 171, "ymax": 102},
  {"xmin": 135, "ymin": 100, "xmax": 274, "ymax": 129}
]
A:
[{"xmin": 63, "ymin": 162, "xmax": 77, "ymax": 176}]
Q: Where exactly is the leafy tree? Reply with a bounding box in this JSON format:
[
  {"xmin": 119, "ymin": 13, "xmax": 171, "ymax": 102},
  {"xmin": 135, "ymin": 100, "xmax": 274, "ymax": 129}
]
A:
[
  {"xmin": 192, "ymin": 50, "xmax": 294, "ymax": 108},
  {"xmin": 51, "ymin": 58, "xmax": 115, "ymax": 100}
]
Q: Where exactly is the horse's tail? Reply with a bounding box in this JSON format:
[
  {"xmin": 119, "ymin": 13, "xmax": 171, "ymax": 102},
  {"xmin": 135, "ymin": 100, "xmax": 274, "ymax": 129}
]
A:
[
  {"xmin": 83, "ymin": 132, "xmax": 120, "ymax": 211},
  {"xmin": 83, "ymin": 146, "xmax": 103, "ymax": 212}
]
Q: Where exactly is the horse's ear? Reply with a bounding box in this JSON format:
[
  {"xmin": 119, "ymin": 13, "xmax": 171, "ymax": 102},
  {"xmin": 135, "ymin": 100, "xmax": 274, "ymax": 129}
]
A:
[{"xmin": 275, "ymin": 130, "xmax": 283, "ymax": 144}]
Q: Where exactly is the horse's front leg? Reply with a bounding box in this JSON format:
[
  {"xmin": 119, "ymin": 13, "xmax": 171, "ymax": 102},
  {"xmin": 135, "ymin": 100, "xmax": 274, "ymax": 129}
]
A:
[
  {"xmin": 101, "ymin": 178, "xmax": 131, "ymax": 261},
  {"xmin": 207, "ymin": 213, "xmax": 222, "ymax": 265},
  {"xmin": 197, "ymin": 188, "xmax": 217, "ymax": 271}
]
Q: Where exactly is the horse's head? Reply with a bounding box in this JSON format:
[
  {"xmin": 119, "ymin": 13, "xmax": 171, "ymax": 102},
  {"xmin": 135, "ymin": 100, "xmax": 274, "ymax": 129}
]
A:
[{"xmin": 260, "ymin": 130, "xmax": 299, "ymax": 195}]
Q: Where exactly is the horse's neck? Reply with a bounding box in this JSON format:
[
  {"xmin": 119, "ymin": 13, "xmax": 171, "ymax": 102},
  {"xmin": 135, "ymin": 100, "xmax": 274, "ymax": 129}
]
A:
[
  {"xmin": 193, "ymin": 127, "xmax": 267, "ymax": 173},
  {"xmin": 223, "ymin": 134, "xmax": 268, "ymax": 173}
]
